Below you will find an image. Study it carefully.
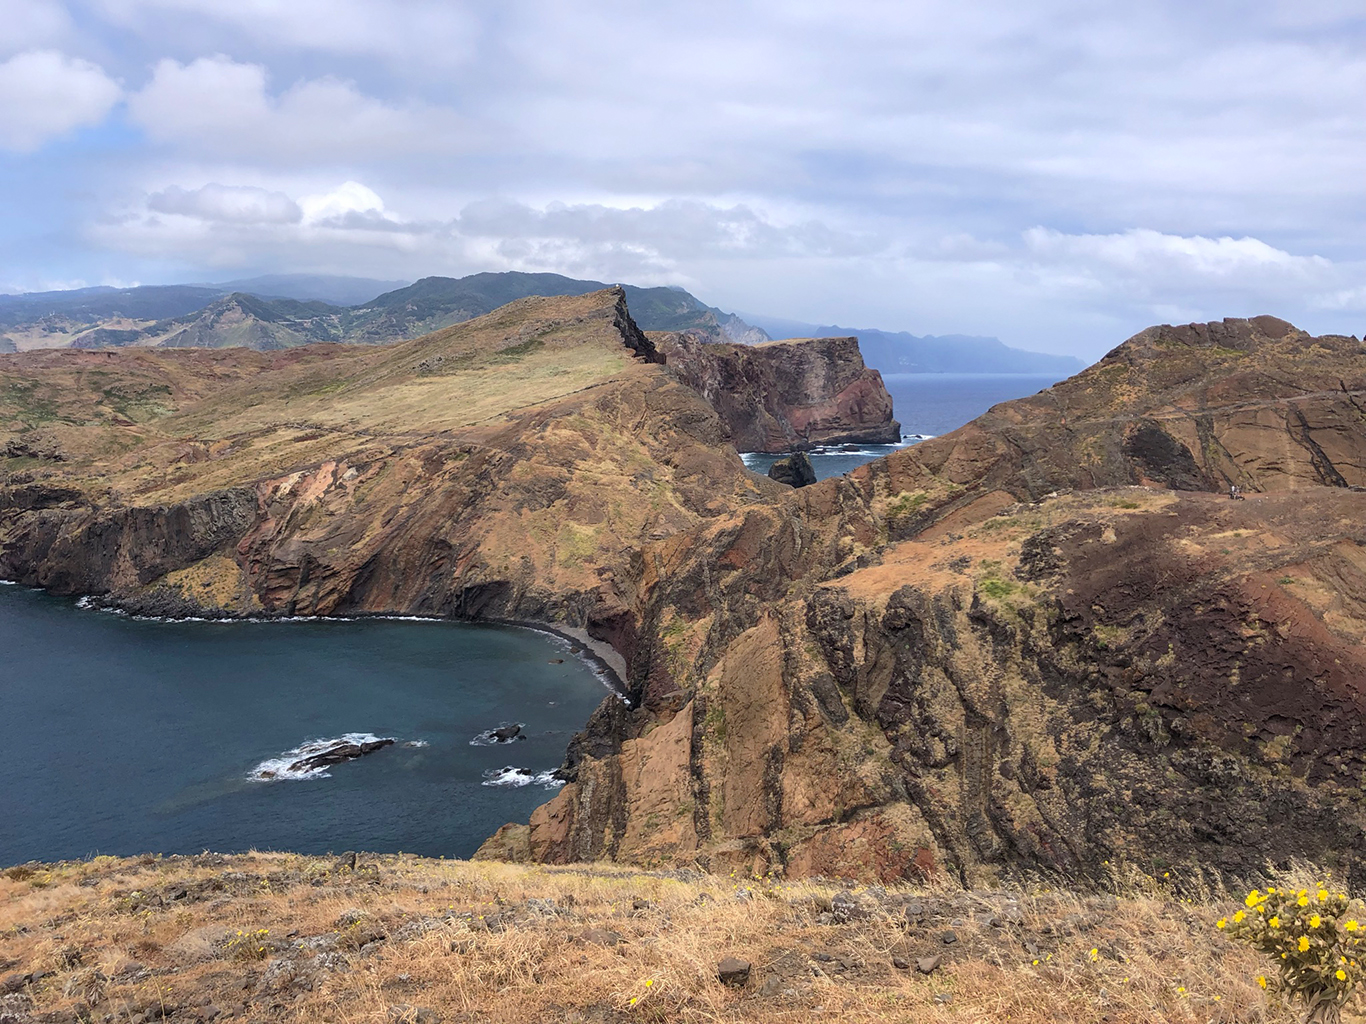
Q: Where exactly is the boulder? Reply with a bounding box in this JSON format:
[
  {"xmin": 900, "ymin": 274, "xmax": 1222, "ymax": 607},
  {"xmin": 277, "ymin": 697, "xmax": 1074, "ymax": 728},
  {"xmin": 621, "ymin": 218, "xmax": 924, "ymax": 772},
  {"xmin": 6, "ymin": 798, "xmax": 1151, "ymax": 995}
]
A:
[
  {"xmin": 717, "ymin": 957, "xmax": 751, "ymax": 986},
  {"xmin": 767, "ymin": 452, "xmax": 816, "ymax": 488},
  {"xmin": 288, "ymin": 738, "xmax": 393, "ymax": 773}
]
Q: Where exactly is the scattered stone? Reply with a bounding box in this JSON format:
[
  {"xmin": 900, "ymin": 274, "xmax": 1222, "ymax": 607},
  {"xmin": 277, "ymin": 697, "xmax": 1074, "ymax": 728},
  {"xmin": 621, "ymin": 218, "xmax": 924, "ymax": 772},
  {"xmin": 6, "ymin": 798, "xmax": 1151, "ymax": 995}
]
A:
[
  {"xmin": 934, "ymin": 992, "xmax": 954, "ymax": 1005},
  {"xmin": 916, "ymin": 955, "xmax": 942, "ymax": 975},
  {"xmin": 767, "ymin": 452, "xmax": 817, "ymax": 488},
  {"xmin": 579, "ymin": 928, "xmax": 623, "ymax": 947},
  {"xmin": 831, "ymin": 891, "xmax": 868, "ymax": 923},
  {"xmin": 940, "ymin": 930, "xmax": 958, "ymax": 945},
  {"xmin": 891, "ymin": 956, "xmax": 910, "ymax": 970},
  {"xmin": 903, "ymin": 899, "xmax": 925, "ymax": 923},
  {"xmin": 758, "ymin": 973, "xmax": 783, "ymax": 997},
  {"xmin": 718, "ymin": 957, "xmax": 751, "ymax": 987}
]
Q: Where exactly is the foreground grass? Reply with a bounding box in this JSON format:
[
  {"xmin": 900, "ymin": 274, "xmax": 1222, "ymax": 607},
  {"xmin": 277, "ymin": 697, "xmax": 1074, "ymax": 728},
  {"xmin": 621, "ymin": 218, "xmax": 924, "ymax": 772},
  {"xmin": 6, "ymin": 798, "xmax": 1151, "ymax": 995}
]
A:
[{"xmin": 0, "ymin": 852, "xmax": 1352, "ymax": 1023}]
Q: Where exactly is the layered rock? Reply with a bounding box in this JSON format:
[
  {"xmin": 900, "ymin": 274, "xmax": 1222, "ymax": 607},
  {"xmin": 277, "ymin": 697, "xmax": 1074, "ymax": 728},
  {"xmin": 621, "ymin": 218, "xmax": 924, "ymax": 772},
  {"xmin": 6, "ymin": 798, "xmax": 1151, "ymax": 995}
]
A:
[
  {"xmin": 0, "ymin": 289, "xmax": 781, "ymax": 629},
  {"xmin": 657, "ymin": 332, "xmax": 900, "ymax": 452},
  {"xmin": 502, "ymin": 316, "xmax": 1366, "ymax": 886}
]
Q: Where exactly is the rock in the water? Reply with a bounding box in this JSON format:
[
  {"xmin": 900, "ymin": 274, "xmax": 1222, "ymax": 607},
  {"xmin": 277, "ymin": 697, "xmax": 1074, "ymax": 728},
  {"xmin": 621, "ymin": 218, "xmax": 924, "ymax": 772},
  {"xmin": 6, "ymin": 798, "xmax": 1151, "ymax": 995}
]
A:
[
  {"xmin": 490, "ymin": 724, "xmax": 523, "ymax": 743},
  {"xmin": 288, "ymin": 738, "xmax": 393, "ymax": 774},
  {"xmin": 717, "ymin": 957, "xmax": 751, "ymax": 986},
  {"xmin": 767, "ymin": 452, "xmax": 816, "ymax": 488}
]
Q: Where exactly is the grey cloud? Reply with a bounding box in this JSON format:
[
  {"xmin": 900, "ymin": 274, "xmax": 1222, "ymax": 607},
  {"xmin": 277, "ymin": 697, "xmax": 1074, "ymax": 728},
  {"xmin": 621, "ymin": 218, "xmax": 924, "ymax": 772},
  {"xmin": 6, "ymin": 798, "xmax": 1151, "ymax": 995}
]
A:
[{"xmin": 147, "ymin": 183, "xmax": 302, "ymax": 223}]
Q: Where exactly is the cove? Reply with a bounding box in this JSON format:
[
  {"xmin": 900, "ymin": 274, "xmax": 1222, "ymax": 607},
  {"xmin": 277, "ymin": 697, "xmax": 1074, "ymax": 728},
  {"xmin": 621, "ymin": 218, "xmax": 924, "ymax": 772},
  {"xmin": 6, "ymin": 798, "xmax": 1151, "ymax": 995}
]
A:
[{"xmin": 0, "ymin": 584, "xmax": 614, "ymax": 866}]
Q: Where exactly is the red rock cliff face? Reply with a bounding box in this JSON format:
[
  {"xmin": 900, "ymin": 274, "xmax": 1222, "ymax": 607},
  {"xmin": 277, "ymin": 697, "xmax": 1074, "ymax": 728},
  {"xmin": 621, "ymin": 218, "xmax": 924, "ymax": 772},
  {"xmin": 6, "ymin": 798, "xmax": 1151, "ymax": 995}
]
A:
[
  {"xmin": 657, "ymin": 333, "xmax": 900, "ymax": 452},
  {"xmin": 493, "ymin": 316, "xmax": 1366, "ymax": 888}
]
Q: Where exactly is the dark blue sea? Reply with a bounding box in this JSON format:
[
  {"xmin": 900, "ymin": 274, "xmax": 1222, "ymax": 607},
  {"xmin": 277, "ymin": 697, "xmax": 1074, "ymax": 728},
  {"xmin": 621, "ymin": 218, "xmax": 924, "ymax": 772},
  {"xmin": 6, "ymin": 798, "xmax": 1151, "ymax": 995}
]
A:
[
  {"xmin": 742, "ymin": 372, "xmax": 1062, "ymax": 480},
  {"xmin": 0, "ymin": 587, "xmax": 614, "ymax": 866}
]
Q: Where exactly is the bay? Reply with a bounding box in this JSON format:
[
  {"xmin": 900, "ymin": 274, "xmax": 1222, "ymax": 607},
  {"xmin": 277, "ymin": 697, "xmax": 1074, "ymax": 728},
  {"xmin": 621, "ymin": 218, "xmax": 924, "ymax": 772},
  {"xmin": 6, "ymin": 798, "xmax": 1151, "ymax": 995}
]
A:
[
  {"xmin": 0, "ymin": 584, "xmax": 614, "ymax": 866},
  {"xmin": 742, "ymin": 372, "xmax": 1064, "ymax": 480}
]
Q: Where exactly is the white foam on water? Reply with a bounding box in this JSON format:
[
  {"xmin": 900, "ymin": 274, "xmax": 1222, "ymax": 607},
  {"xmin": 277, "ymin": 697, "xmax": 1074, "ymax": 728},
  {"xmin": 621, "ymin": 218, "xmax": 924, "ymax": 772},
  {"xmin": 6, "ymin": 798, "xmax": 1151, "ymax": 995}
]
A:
[
  {"xmin": 248, "ymin": 732, "xmax": 395, "ymax": 782},
  {"xmin": 481, "ymin": 767, "xmax": 564, "ymax": 789},
  {"xmin": 403, "ymin": 739, "xmax": 429, "ymax": 748},
  {"xmin": 469, "ymin": 723, "xmax": 526, "ymax": 747}
]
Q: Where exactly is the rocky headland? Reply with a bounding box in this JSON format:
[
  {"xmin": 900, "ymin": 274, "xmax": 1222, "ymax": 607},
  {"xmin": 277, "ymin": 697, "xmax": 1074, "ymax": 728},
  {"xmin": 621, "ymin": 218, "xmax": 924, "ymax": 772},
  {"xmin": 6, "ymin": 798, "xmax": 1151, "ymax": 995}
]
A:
[
  {"xmin": 658, "ymin": 331, "xmax": 901, "ymax": 452},
  {"xmin": 5, "ymin": 305, "xmax": 1366, "ymax": 896}
]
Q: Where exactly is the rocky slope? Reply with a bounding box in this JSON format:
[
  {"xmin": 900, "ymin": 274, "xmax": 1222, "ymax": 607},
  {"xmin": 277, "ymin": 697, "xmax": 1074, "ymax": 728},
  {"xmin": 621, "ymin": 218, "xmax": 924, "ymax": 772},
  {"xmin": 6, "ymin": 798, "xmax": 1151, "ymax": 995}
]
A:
[
  {"xmin": 0, "ymin": 289, "xmax": 781, "ymax": 628},
  {"xmin": 484, "ymin": 316, "xmax": 1366, "ymax": 887},
  {"xmin": 657, "ymin": 332, "xmax": 900, "ymax": 452}
]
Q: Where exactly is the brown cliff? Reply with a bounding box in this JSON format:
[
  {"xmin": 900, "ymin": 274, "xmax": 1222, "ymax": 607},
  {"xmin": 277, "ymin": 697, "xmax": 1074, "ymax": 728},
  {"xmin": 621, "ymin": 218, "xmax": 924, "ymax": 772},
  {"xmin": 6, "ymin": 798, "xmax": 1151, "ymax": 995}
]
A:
[
  {"xmin": 0, "ymin": 289, "xmax": 781, "ymax": 630},
  {"xmin": 657, "ymin": 332, "xmax": 900, "ymax": 452},
  {"xmin": 491, "ymin": 316, "xmax": 1366, "ymax": 887}
]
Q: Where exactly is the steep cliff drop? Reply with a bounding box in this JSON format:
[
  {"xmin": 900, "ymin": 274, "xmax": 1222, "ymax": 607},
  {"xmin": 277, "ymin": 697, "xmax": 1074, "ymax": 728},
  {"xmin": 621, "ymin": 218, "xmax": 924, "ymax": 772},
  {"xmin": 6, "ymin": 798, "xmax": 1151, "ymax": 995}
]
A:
[
  {"xmin": 0, "ymin": 288, "xmax": 782, "ymax": 629},
  {"xmin": 657, "ymin": 332, "xmax": 901, "ymax": 452},
  {"xmin": 485, "ymin": 316, "xmax": 1366, "ymax": 888}
]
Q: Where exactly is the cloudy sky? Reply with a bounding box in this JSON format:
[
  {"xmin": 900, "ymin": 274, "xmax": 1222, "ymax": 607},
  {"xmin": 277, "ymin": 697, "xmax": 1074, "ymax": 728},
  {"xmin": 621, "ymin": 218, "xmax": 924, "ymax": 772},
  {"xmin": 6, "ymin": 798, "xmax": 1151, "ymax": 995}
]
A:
[{"xmin": 1, "ymin": 0, "xmax": 1363, "ymax": 357}]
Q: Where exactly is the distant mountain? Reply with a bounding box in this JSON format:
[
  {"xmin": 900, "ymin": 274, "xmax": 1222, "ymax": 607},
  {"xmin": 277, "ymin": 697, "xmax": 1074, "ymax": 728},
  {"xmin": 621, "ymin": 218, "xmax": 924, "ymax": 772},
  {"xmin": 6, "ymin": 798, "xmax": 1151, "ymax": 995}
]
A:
[
  {"xmin": 210, "ymin": 274, "xmax": 409, "ymax": 307},
  {"xmin": 741, "ymin": 314, "xmax": 1084, "ymax": 375},
  {"xmin": 71, "ymin": 293, "xmax": 345, "ymax": 351},
  {"xmin": 13, "ymin": 272, "xmax": 769, "ymax": 352},
  {"xmin": 341, "ymin": 273, "xmax": 769, "ymax": 345}
]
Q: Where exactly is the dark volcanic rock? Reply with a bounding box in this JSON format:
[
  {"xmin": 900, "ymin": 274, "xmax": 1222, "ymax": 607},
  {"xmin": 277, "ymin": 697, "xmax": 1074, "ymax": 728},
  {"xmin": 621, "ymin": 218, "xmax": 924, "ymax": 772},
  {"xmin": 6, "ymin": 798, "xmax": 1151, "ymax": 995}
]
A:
[
  {"xmin": 288, "ymin": 738, "xmax": 394, "ymax": 773},
  {"xmin": 767, "ymin": 452, "xmax": 817, "ymax": 488}
]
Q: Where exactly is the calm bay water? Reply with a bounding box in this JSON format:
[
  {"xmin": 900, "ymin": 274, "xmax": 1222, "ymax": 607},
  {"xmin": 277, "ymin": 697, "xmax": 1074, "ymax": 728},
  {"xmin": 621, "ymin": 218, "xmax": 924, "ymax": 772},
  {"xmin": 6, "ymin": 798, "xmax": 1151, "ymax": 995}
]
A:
[
  {"xmin": 742, "ymin": 372, "xmax": 1062, "ymax": 480},
  {"xmin": 0, "ymin": 585, "xmax": 614, "ymax": 866}
]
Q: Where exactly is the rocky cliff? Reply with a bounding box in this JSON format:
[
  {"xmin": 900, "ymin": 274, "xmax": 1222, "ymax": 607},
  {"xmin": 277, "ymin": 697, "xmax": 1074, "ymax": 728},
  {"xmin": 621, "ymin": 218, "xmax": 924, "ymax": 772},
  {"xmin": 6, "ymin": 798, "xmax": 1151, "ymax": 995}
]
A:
[
  {"xmin": 0, "ymin": 289, "xmax": 781, "ymax": 630},
  {"xmin": 485, "ymin": 316, "xmax": 1366, "ymax": 887},
  {"xmin": 657, "ymin": 332, "xmax": 900, "ymax": 452}
]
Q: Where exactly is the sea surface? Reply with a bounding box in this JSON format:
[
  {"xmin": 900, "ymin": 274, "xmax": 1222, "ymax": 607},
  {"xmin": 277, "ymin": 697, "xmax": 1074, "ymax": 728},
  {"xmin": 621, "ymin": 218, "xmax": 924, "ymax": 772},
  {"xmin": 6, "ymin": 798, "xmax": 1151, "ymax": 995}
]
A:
[
  {"xmin": 0, "ymin": 584, "xmax": 615, "ymax": 866},
  {"xmin": 741, "ymin": 372, "xmax": 1062, "ymax": 480}
]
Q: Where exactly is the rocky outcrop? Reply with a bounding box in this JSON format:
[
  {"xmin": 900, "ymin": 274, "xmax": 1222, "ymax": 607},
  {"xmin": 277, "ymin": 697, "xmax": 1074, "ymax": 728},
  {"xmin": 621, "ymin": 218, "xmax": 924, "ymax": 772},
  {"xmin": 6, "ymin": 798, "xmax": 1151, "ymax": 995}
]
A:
[
  {"xmin": 506, "ymin": 316, "xmax": 1366, "ymax": 887},
  {"xmin": 0, "ymin": 288, "xmax": 779, "ymax": 632},
  {"xmin": 767, "ymin": 452, "xmax": 816, "ymax": 488},
  {"xmin": 657, "ymin": 332, "xmax": 900, "ymax": 452}
]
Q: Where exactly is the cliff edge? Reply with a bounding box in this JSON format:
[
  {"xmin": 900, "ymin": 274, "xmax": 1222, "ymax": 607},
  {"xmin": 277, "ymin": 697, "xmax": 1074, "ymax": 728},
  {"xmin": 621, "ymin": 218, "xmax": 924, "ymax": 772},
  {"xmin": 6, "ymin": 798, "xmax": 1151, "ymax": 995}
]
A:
[{"xmin": 657, "ymin": 332, "xmax": 900, "ymax": 452}]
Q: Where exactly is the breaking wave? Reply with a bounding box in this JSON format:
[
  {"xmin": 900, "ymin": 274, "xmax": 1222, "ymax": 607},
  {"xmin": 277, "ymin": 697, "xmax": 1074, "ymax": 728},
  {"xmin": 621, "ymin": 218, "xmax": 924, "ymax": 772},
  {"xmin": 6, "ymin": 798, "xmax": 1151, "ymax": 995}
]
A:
[
  {"xmin": 248, "ymin": 732, "xmax": 395, "ymax": 782},
  {"xmin": 481, "ymin": 767, "xmax": 564, "ymax": 789}
]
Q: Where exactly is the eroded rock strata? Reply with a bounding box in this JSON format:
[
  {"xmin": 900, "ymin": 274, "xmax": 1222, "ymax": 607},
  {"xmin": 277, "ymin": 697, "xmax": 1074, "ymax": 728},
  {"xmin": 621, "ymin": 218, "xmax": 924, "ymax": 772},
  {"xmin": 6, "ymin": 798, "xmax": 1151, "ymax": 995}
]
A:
[
  {"xmin": 7, "ymin": 306, "xmax": 1366, "ymax": 888},
  {"xmin": 657, "ymin": 332, "xmax": 900, "ymax": 452},
  {"xmin": 487, "ymin": 316, "xmax": 1366, "ymax": 886},
  {"xmin": 0, "ymin": 289, "xmax": 781, "ymax": 627}
]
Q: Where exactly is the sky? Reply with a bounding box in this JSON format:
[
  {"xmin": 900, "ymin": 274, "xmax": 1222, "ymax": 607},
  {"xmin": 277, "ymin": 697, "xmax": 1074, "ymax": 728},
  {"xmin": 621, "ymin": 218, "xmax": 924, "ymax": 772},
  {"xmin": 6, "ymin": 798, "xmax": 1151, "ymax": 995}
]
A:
[{"xmin": 0, "ymin": 0, "xmax": 1363, "ymax": 358}]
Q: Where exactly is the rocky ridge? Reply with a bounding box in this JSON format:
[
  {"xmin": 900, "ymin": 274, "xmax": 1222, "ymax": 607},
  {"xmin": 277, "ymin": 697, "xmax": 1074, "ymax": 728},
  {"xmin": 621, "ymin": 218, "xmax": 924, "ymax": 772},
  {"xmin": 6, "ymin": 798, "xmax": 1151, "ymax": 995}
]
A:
[{"xmin": 485, "ymin": 316, "xmax": 1366, "ymax": 887}]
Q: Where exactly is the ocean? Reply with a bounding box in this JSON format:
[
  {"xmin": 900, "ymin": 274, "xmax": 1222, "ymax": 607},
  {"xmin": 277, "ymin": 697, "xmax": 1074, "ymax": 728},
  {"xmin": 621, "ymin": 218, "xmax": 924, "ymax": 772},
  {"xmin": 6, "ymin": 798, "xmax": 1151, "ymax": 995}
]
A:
[{"xmin": 0, "ymin": 586, "xmax": 615, "ymax": 865}]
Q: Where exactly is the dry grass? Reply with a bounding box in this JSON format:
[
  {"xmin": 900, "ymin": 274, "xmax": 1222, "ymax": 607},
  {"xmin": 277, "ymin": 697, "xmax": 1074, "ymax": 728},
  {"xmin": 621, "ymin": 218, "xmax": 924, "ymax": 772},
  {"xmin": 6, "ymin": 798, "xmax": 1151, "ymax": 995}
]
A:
[{"xmin": 2, "ymin": 852, "xmax": 1359, "ymax": 1024}]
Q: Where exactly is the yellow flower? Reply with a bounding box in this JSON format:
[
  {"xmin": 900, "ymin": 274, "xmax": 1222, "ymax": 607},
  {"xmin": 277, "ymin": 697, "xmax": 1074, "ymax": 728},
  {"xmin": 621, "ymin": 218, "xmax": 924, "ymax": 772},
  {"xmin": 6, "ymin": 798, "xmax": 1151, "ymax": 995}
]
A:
[
  {"xmin": 1176, "ymin": 986, "xmax": 1186, "ymax": 994},
  {"xmin": 1269, "ymin": 916, "xmax": 1281, "ymax": 928},
  {"xmin": 1245, "ymin": 890, "xmax": 1261, "ymax": 907},
  {"xmin": 1318, "ymin": 891, "xmax": 1329, "ymax": 902},
  {"xmin": 1233, "ymin": 910, "xmax": 1245, "ymax": 923},
  {"xmin": 1348, "ymin": 920, "xmax": 1360, "ymax": 932},
  {"xmin": 1217, "ymin": 918, "xmax": 1227, "ymax": 929},
  {"xmin": 1300, "ymin": 936, "xmax": 1311, "ymax": 952},
  {"xmin": 1299, "ymin": 895, "xmax": 1310, "ymax": 907},
  {"xmin": 1311, "ymin": 914, "xmax": 1323, "ymax": 928},
  {"xmin": 645, "ymin": 980, "xmax": 653, "ymax": 987},
  {"xmin": 1258, "ymin": 976, "xmax": 1268, "ymax": 989},
  {"xmin": 1338, "ymin": 969, "xmax": 1348, "ymax": 981}
]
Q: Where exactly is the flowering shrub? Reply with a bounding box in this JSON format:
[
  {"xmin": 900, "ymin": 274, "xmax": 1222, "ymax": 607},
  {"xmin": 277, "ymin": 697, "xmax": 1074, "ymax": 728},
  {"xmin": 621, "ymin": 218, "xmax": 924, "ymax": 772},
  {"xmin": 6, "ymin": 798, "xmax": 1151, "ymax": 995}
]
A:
[{"xmin": 1221, "ymin": 886, "xmax": 1364, "ymax": 1023}]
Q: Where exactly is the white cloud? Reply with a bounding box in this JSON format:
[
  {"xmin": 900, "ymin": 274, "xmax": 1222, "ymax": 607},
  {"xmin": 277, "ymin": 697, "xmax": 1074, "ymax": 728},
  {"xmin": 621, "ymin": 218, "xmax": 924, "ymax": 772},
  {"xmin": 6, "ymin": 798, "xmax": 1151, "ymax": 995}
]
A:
[
  {"xmin": 1023, "ymin": 228, "xmax": 1335, "ymax": 287},
  {"xmin": 299, "ymin": 181, "xmax": 386, "ymax": 226},
  {"xmin": 147, "ymin": 183, "xmax": 301, "ymax": 223},
  {"xmin": 126, "ymin": 56, "xmax": 470, "ymax": 161},
  {"xmin": 0, "ymin": 0, "xmax": 72, "ymax": 56},
  {"xmin": 0, "ymin": 50, "xmax": 120, "ymax": 151}
]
